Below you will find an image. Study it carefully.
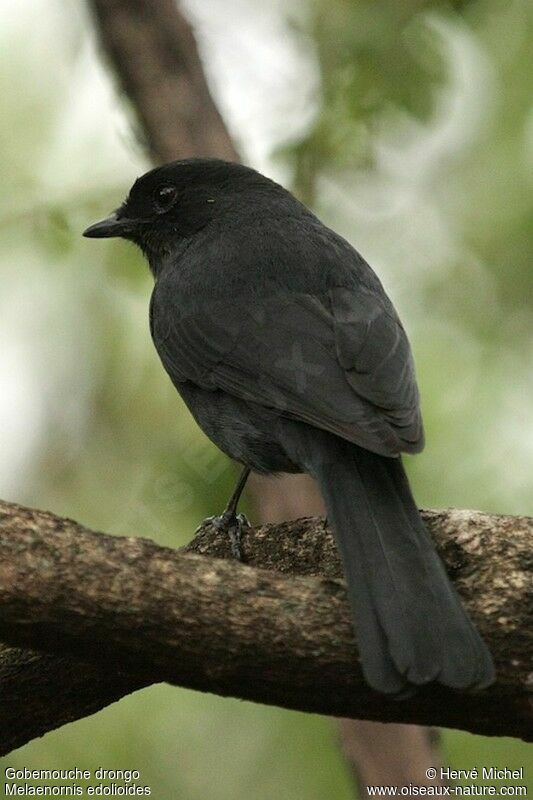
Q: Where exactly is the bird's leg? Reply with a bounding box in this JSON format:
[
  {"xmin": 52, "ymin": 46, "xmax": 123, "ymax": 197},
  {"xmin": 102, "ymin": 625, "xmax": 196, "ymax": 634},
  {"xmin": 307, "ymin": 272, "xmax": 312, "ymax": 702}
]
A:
[
  {"xmin": 215, "ymin": 466, "xmax": 251, "ymax": 559},
  {"xmin": 196, "ymin": 466, "xmax": 251, "ymax": 560}
]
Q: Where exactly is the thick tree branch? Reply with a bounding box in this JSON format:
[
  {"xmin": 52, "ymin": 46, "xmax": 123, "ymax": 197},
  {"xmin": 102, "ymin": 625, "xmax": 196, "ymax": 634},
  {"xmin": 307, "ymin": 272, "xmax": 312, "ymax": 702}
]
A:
[
  {"xmin": 0, "ymin": 644, "xmax": 150, "ymax": 756},
  {"xmin": 0, "ymin": 498, "xmax": 531, "ymax": 755}
]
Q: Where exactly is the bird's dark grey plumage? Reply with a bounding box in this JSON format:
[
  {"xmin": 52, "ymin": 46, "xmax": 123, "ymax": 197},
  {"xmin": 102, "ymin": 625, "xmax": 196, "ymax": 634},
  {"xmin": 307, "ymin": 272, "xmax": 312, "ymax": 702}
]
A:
[{"xmin": 84, "ymin": 158, "xmax": 495, "ymax": 694}]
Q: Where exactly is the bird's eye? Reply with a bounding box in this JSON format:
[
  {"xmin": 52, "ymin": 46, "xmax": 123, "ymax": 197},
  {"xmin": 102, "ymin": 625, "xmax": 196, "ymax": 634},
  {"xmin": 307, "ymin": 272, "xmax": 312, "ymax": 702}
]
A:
[{"xmin": 154, "ymin": 185, "xmax": 178, "ymax": 213}]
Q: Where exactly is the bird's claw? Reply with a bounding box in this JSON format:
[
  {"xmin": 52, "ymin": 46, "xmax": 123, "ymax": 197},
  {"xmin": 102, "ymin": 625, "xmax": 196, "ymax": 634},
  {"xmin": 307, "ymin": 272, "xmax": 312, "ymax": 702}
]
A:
[
  {"xmin": 194, "ymin": 515, "xmax": 217, "ymax": 534},
  {"xmin": 195, "ymin": 512, "xmax": 251, "ymax": 561}
]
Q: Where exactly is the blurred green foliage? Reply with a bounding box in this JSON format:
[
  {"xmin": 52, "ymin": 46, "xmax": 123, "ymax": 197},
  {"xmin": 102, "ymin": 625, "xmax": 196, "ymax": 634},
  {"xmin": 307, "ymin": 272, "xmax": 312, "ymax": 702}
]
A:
[{"xmin": 0, "ymin": 0, "xmax": 531, "ymax": 797}]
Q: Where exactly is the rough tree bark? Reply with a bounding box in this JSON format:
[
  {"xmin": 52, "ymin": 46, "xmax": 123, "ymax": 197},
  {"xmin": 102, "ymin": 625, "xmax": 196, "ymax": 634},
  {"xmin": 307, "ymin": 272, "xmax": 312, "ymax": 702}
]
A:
[{"xmin": 0, "ymin": 497, "xmax": 531, "ymax": 757}]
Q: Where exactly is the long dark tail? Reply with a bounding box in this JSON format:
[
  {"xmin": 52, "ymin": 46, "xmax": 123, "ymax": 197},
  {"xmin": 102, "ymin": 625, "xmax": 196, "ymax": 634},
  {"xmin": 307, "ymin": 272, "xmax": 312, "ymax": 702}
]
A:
[{"xmin": 281, "ymin": 422, "xmax": 495, "ymax": 694}]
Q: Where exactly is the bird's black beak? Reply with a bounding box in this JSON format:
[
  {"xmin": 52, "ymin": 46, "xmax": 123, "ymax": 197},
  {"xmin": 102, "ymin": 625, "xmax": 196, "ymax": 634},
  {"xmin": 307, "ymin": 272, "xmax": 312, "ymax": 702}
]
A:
[{"xmin": 83, "ymin": 211, "xmax": 135, "ymax": 239}]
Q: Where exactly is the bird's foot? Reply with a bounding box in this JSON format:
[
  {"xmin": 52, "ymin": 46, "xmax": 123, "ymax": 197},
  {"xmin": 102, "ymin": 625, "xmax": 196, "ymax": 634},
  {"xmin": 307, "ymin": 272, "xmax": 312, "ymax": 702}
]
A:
[{"xmin": 195, "ymin": 512, "xmax": 251, "ymax": 561}]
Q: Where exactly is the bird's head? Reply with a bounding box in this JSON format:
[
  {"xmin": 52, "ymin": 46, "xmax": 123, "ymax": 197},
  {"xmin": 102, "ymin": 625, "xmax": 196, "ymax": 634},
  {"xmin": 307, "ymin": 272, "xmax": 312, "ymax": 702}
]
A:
[{"xmin": 83, "ymin": 158, "xmax": 289, "ymax": 262}]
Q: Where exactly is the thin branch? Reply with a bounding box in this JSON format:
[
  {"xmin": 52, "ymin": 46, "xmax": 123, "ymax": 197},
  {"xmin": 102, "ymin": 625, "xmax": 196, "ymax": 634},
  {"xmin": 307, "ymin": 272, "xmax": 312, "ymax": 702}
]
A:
[
  {"xmin": 337, "ymin": 721, "xmax": 445, "ymax": 796},
  {"xmin": 0, "ymin": 498, "xmax": 531, "ymax": 756}
]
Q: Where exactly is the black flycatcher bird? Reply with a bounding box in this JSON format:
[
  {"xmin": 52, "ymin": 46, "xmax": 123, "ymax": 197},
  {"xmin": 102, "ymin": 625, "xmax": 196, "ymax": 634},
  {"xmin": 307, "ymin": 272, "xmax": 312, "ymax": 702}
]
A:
[{"xmin": 84, "ymin": 159, "xmax": 495, "ymax": 694}]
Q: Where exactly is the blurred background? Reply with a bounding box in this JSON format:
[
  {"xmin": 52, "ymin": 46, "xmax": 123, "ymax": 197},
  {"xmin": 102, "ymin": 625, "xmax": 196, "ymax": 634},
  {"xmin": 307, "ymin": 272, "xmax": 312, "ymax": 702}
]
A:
[{"xmin": 0, "ymin": 0, "xmax": 531, "ymax": 797}]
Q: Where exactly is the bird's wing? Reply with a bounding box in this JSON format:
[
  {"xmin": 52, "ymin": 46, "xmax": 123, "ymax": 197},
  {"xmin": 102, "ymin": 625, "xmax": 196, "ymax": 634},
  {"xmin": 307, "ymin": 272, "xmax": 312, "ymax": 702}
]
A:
[{"xmin": 151, "ymin": 286, "xmax": 423, "ymax": 457}]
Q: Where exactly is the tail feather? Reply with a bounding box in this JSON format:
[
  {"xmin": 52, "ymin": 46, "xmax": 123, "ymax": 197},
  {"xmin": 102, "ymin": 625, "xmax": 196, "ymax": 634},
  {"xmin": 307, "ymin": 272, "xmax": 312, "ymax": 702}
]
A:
[
  {"xmin": 281, "ymin": 422, "xmax": 495, "ymax": 694},
  {"xmin": 381, "ymin": 458, "xmax": 492, "ymax": 689}
]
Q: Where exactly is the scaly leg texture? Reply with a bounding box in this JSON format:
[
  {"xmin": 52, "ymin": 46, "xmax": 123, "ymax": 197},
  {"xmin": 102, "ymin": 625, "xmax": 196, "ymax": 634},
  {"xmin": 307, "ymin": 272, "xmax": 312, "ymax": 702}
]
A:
[{"xmin": 196, "ymin": 466, "xmax": 251, "ymax": 560}]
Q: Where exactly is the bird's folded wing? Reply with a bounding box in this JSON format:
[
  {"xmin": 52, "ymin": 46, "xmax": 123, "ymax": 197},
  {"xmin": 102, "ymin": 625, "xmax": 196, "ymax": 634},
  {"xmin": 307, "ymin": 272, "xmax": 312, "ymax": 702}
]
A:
[{"xmin": 152, "ymin": 288, "xmax": 423, "ymax": 457}]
